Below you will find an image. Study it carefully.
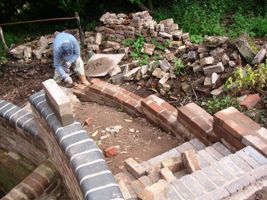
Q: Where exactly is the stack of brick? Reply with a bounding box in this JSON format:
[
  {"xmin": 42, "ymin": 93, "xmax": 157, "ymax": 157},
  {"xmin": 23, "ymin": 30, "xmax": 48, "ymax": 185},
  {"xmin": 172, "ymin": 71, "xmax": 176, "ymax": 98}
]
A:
[{"xmin": 214, "ymin": 107, "xmax": 267, "ymax": 155}]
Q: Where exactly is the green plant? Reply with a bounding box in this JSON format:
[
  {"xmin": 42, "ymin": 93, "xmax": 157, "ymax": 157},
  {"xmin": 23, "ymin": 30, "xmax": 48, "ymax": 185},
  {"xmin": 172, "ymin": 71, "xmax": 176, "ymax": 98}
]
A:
[
  {"xmin": 123, "ymin": 36, "xmax": 149, "ymax": 66},
  {"xmin": 174, "ymin": 58, "xmax": 185, "ymax": 76},
  {"xmin": 225, "ymin": 63, "xmax": 267, "ymax": 92},
  {"xmin": 190, "ymin": 34, "xmax": 204, "ymax": 44},
  {"xmin": 200, "ymin": 96, "xmax": 241, "ymax": 115}
]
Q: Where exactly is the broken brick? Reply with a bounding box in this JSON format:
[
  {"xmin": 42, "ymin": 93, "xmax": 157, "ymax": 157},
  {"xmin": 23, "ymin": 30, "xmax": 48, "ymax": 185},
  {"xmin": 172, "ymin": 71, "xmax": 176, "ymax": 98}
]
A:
[
  {"xmin": 181, "ymin": 149, "xmax": 201, "ymax": 173},
  {"xmin": 104, "ymin": 146, "xmax": 118, "ymax": 157},
  {"xmin": 240, "ymin": 94, "xmax": 261, "ymax": 110}
]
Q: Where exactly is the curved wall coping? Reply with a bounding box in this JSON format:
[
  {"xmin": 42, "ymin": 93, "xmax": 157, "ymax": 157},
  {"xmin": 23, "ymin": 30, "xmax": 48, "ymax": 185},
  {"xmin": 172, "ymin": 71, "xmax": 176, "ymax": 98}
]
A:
[{"xmin": 29, "ymin": 91, "xmax": 123, "ymax": 200}]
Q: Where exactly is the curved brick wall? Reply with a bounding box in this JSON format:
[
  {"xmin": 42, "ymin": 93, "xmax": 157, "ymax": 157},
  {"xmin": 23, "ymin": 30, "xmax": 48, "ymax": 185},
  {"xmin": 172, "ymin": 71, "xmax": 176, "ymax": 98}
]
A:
[
  {"xmin": 0, "ymin": 100, "xmax": 47, "ymax": 164},
  {"xmin": 29, "ymin": 91, "xmax": 123, "ymax": 200}
]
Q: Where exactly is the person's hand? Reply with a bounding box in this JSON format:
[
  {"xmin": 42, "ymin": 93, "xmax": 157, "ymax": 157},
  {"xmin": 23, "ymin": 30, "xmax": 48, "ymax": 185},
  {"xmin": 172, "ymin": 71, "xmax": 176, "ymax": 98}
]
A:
[
  {"xmin": 65, "ymin": 61, "xmax": 71, "ymax": 68},
  {"xmin": 64, "ymin": 76, "xmax": 73, "ymax": 84}
]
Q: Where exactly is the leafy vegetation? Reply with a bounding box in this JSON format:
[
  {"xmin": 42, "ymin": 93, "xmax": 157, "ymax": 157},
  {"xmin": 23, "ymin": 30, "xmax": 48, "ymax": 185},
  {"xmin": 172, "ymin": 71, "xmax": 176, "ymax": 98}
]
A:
[
  {"xmin": 225, "ymin": 62, "xmax": 267, "ymax": 92},
  {"xmin": 153, "ymin": 0, "xmax": 267, "ymax": 39},
  {"xmin": 200, "ymin": 96, "xmax": 241, "ymax": 115},
  {"xmin": 174, "ymin": 58, "xmax": 185, "ymax": 76}
]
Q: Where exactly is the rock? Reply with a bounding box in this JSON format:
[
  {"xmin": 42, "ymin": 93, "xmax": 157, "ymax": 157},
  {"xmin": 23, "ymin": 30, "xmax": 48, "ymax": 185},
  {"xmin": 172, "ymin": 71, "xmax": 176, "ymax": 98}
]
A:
[
  {"xmin": 104, "ymin": 146, "xmax": 118, "ymax": 157},
  {"xmin": 148, "ymin": 61, "xmax": 159, "ymax": 72},
  {"xmin": 235, "ymin": 36, "xmax": 256, "ymax": 63},
  {"xmin": 203, "ymin": 62, "xmax": 224, "ymax": 75},
  {"xmin": 195, "ymin": 85, "xmax": 211, "ymax": 95},
  {"xmin": 222, "ymin": 53, "xmax": 230, "ymax": 65},
  {"xmin": 152, "ymin": 68, "xmax": 164, "ymax": 79},
  {"xmin": 159, "ymin": 59, "xmax": 171, "ymax": 72},
  {"xmin": 210, "ymin": 85, "xmax": 224, "ymax": 96},
  {"xmin": 192, "ymin": 63, "xmax": 202, "ymax": 73},
  {"xmin": 211, "ymin": 72, "xmax": 220, "ymax": 88},
  {"xmin": 204, "ymin": 36, "xmax": 229, "ymax": 47},
  {"xmin": 124, "ymin": 67, "xmax": 141, "ymax": 81},
  {"xmin": 204, "ymin": 77, "xmax": 212, "ymax": 86},
  {"xmin": 188, "ymin": 51, "xmax": 197, "ymax": 62},
  {"xmin": 165, "ymin": 52, "xmax": 175, "ymax": 61},
  {"xmin": 252, "ymin": 48, "xmax": 266, "ymax": 65},
  {"xmin": 159, "ymin": 73, "xmax": 170, "ymax": 85},
  {"xmin": 33, "ymin": 49, "xmax": 43, "ymax": 59},
  {"xmin": 240, "ymin": 93, "xmax": 261, "ymax": 110},
  {"xmin": 200, "ymin": 56, "xmax": 214, "ymax": 66},
  {"xmin": 95, "ymin": 32, "xmax": 102, "ymax": 45},
  {"xmin": 229, "ymin": 61, "xmax": 236, "ymax": 67},
  {"xmin": 162, "ymin": 84, "xmax": 171, "ymax": 92},
  {"xmin": 237, "ymin": 95, "xmax": 247, "ymax": 103},
  {"xmin": 143, "ymin": 43, "xmax": 156, "ymax": 55}
]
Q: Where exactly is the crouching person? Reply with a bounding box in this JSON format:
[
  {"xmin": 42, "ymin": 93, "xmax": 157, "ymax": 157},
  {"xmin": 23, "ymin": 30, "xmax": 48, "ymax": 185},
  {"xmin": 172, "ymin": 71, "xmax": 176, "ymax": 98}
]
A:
[{"xmin": 53, "ymin": 32, "xmax": 89, "ymax": 86}]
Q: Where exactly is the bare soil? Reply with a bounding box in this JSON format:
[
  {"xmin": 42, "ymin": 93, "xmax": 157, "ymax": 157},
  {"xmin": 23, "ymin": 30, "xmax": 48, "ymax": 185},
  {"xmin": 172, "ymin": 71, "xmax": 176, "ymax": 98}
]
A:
[
  {"xmin": 246, "ymin": 188, "xmax": 267, "ymax": 200},
  {"xmin": 0, "ymin": 60, "xmax": 54, "ymax": 106},
  {"xmin": 74, "ymin": 101, "xmax": 182, "ymax": 174}
]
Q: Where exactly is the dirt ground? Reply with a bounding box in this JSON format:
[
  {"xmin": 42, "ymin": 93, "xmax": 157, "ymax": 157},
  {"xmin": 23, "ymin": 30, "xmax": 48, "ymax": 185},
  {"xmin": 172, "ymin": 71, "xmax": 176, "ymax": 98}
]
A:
[
  {"xmin": 74, "ymin": 101, "xmax": 182, "ymax": 174},
  {"xmin": 246, "ymin": 188, "xmax": 267, "ymax": 200},
  {"xmin": 0, "ymin": 60, "xmax": 54, "ymax": 106}
]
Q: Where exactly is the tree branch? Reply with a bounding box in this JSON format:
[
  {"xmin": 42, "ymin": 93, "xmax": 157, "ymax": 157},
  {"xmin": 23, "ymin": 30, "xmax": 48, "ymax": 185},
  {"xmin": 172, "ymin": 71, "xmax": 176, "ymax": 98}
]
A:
[{"xmin": 137, "ymin": 2, "xmax": 152, "ymax": 13}]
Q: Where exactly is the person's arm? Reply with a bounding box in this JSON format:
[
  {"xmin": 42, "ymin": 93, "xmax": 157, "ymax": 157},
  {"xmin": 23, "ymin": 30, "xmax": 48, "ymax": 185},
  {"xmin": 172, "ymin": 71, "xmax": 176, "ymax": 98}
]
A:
[
  {"xmin": 53, "ymin": 47, "xmax": 68, "ymax": 79},
  {"xmin": 68, "ymin": 38, "xmax": 80, "ymax": 64}
]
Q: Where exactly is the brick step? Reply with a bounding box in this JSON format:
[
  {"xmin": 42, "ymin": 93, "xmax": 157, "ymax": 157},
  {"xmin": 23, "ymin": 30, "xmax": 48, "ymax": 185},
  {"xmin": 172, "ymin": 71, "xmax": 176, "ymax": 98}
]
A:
[
  {"xmin": 214, "ymin": 107, "xmax": 267, "ymax": 157},
  {"xmin": 140, "ymin": 94, "xmax": 191, "ymax": 140},
  {"xmin": 166, "ymin": 146, "xmax": 267, "ymax": 200},
  {"xmin": 116, "ymin": 139, "xmax": 234, "ymax": 199}
]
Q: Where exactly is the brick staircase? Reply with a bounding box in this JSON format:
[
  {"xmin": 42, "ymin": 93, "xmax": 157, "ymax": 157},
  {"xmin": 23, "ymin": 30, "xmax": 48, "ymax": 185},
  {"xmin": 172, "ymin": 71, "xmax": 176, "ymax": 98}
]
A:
[{"xmin": 115, "ymin": 139, "xmax": 267, "ymax": 200}]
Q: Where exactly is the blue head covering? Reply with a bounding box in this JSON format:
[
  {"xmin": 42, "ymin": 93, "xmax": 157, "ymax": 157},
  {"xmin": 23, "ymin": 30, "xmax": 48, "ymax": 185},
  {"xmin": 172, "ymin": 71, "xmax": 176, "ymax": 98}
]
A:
[{"xmin": 61, "ymin": 41, "xmax": 72, "ymax": 55}]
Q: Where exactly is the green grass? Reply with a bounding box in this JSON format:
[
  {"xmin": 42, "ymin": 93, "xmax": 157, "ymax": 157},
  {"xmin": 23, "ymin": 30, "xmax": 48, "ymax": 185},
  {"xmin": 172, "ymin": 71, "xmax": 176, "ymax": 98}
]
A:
[{"xmin": 153, "ymin": 0, "xmax": 267, "ymax": 40}]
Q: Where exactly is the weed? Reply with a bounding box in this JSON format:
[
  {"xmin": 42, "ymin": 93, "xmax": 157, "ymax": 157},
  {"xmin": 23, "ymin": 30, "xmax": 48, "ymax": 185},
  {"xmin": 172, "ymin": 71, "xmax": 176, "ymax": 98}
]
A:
[
  {"xmin": 200, "ymin": 96, "xmax": 241, "ymax": 115},
  {"xmin": 225, "ymin": 63, "xmax": 267, "ymax": 92},
  {"xmin": 174, "ymin": 58, "xmax": 185, "ymax": 76}
]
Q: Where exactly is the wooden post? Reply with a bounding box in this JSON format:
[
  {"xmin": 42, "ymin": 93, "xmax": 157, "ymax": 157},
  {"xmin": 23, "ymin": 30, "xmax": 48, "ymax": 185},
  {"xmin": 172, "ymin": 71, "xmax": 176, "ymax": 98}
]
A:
[
  {"xmin": 0, "ymin": 26, "xmax": 9, "ymax": 53},
  {"xmin": 75, "ymin": 12, "xmax": 85, "ymax": 48}
]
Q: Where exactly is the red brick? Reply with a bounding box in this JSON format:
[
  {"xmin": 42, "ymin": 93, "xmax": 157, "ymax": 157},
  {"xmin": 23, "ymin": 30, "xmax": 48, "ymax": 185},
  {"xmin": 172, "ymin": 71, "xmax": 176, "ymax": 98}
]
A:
[
  {"xmin": 114, "ymin": 93, "xmax": 129, "ymax": 103},
  {"xmin": 24, "ymin": 177, "xmax": 44, "ymax": 196},
  {"xmin": 214, "ymin": 107, "xmax": 261, "ymax": 140},
  {"xmin": 178, "ymin": 103, "xmax": 213, "ymax": 136},
  {"xmin": 16, "ymin": 184, "xmax": 36, "ymax": 199},
  {"xmin": 125, "ymin": 158, "xmax": 147, "ymax": 178},
  {"xmin": 104, "ymin": 146, "xmax": 118, "ymax": 157},
  {"xmin": 240, "ymin": 94, "xmax": 261, "ymax": 110},
  {"xmin": 242, "ymin": 135, "xmax": 267, "ymax": 154},
  {"xmin": 30, "ymin": 171, "xmax": 49, "ymax": 186},
  {"xmin": 213, "ymin": 124, "xmax": 245, "ymax": 150},
  {"xmin": 181, "ymin": 149, "xmax": 201, "ymax": 173},
  {"xmin": 160, "ymin": 102, "xmax": 177, "ymax": 113},
  {"xmin": 102, "ymin": 86, "xmax": 118, "ymax": 97},
  {"xmin": 145, "ymin": 101, "xmax": 163, "ymax": 114},
  {"xmin": 84, "ymin": 116, "xmax": 93, "ymax": 127}
]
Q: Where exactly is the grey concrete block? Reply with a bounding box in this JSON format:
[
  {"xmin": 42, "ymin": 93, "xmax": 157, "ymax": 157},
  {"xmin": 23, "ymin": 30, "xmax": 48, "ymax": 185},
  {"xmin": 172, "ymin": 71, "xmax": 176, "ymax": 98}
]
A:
[
  {"xmin": 212, "ymin": 142, "xmax": 231, "ymax": 156},
  {"xmin": 221, "ymin": 157, "xmax": 245, "ymax": 177},
  {"xmin": 225, "ymin": 174, "xmax": 255, "ymax": 194},
  {"xmin": 192, "ymin": 171, "xmax": 217, "ymax": 192},
  {"xmin": 202, "ymin": 166, "xmax": 227, "ymax": 186},
  {"xmin": 243, "ymin": 146, "xmax": 267, "ymax": 165},
  {"xmin": 197, "ymin": 150, "xmax": 217, "ymax": 164},
  {"xmin": 180, "ymin": 175, "xmax": 205, "ymax": 196},
  {"xmin": 171, "ymin": 179, "xmax": 196, "ymax": 199},
  {"xmin": 236, "ymin": 149, "xmax": 261, "ymax": 169},
  {"xmin": 211, "ymin": 162, "xmax": 235, "ymax": 181},
  {"xmin": 205, "ymin": 146, "xmax": 224, "ymax": 160},
  {"xmin": 189, "ymin": 138, "xmax": 206, "ymax": 151},
  {"xmin": 229, "ymin": 154, "xmax": 253, "ymax": 171}
]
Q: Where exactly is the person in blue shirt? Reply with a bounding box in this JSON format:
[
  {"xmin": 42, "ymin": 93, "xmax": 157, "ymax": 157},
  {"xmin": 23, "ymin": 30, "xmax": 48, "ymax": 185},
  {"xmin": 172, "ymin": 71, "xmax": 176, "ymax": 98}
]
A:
[{"xmin": 53, "ymin": 32, "xmax": 89, "ymax": 85}]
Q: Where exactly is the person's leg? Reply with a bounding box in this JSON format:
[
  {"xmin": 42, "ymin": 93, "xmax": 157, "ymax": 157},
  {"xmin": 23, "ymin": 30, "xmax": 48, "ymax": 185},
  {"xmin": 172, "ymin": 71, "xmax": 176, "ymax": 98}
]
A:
[{"xmin": 74, "ymin": 57, "xmax": 89, "ymax": 85}]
